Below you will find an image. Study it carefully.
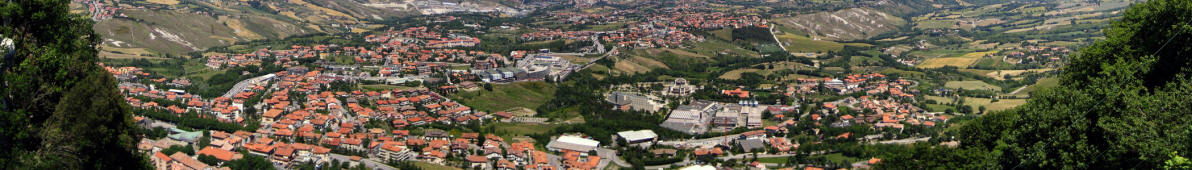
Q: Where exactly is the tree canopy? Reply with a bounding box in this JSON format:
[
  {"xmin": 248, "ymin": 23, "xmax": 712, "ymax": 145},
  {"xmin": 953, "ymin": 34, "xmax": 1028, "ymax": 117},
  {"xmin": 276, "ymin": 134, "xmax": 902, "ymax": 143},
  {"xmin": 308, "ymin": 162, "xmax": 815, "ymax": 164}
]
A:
[{"xmin": 0, "ymin": 0, "xmax": 147, "ymax": 168}]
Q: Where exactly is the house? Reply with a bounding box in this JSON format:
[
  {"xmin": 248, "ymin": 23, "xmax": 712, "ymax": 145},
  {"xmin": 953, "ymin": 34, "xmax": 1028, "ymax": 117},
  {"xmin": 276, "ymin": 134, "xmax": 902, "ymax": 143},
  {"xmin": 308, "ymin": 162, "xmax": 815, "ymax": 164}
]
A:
[
  {"xmin": 466, "ymin": 155, "xmax": 489, "ymax": 169},
  {"xmin": 151, "ymin": 152, "xmax": 172, "ymax": 170},
  {"xmin": 167, "ymin": 152, "xmax": 210, "ymax": 170},
  {"xmin": 738, "ymin": 138, "xmax": 766, "ymax": 152},
  {"xmin": 379, "ymin": 141, "xmax": 413, "ymax": 162},
  {"xmin": 197, "ymin": 146, "xmax": 243, "ymax": 162}
]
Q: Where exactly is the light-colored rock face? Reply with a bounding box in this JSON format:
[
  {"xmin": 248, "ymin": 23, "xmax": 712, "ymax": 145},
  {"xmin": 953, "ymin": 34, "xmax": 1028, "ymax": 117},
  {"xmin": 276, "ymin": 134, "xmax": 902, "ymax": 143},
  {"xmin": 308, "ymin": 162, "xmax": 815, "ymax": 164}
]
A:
[
  {"xmin": 776, "ymin": 8, "xmax": 906, "ymax": 41},
  {"xmin": 1, "ymin": 36, "xmax": 12, "ymax": 58}
]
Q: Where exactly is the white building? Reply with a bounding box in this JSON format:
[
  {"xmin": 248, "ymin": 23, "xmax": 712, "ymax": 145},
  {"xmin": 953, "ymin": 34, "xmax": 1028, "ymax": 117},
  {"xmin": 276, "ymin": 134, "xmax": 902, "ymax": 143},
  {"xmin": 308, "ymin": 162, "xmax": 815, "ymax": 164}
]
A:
[
  {"xmin": 546, "ymin": 135, "xmax": 600, "ymax": 153},
  {"xmin": 617, "ymin": 130, "xmax": 658, "ymax": 148}
]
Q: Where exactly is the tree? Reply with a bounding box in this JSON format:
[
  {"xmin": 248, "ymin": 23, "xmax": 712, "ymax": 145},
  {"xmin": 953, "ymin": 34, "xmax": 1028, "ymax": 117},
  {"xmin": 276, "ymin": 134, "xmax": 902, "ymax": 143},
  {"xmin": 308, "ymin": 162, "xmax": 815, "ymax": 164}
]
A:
[
  {"xmin": 954, "ymin": 0, "xmax": 1192, "ymax": 169},
  {"xmin": 0, "ymin": 0, "xmax": 147, "ymax": 168},
  {"xmin": 197, "ymin": 154, "xmax": 220, "ymax": 166},
  {"xmin": 199, "ymin": 130, "xmax": 211, "ymax": 148},
  {"xmin": 1166, "ymin": 151, "xmax": 1192, "ymax": 170},
  {"xmin": 160, "ymin": 145, "xmax": 195, "ymax": 156},
  {"xmin": 226, "ymin": 154, "xmax": 273, "ymax": 170}
]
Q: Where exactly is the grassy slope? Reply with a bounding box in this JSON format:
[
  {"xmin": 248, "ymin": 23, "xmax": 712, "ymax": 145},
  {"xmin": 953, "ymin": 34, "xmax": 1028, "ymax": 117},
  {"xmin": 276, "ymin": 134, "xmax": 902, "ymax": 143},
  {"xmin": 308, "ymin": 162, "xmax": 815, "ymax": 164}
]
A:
[{"xmin": 448, "ymin": 81, "xmax": 557, "ymax": 113}]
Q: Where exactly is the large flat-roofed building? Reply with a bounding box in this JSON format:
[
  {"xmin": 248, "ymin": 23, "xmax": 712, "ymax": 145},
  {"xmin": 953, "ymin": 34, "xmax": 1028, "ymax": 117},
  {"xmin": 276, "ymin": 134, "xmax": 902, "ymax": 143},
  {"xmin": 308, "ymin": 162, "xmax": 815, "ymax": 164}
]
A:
[
  {"xmin": 617, "ymin": 130, "xmax": 658, "ymax": 148},
  {"xmin": 606, "ymin": 91, "xmax": 664, "ymax": 112},
  {"xmin": 660, "ymin": 100, "xmax": 720, "ymax": 134},
  {"xmin": 546, "ymin": 135, "xmax": 600, "ymax": 152}
]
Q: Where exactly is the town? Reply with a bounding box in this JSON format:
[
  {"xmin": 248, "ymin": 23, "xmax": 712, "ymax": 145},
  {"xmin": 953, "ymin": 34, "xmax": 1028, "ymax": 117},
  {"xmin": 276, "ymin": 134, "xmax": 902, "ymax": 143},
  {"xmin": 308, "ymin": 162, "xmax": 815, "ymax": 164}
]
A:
[{"xmin": 63, "ymin": 0, "xmax": 1136, "ymax": 169}]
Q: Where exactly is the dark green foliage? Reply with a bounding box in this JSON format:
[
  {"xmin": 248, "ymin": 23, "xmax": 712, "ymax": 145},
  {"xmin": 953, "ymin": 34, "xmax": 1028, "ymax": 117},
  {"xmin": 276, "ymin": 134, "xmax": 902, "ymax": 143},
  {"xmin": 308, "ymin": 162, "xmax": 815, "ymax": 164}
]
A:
[
  {"xmin": 197, "ymin": 154, "xmax": 220, "ymax": 166},
  {"xmin": 730, "ymin": 27, "xmax": 776, "ymax": 43},
  {"xmin": 1063, "ymin": 0, "xmax": 1192, "ymax": 89},
  {"xmin": 160, "ymin": 145, "xmax": 194, "ymax": 156},
  {"xmin": 226, "ymin": 153, "xmax": 273, "ymax": 170},
  {"xmin": 947, "ymin": 0, "xmax": 1192, "ymax": 169},
  {"xmin": 874, "ymin": 143, "xmax": 994, "ymax": 169},
  {"xmin": 136, "ymin": 108, "xmax": 255, "ymax": 132},
  {"xmin": 0, "ymin": 0, "xmax": 147, "ymax": 168}
]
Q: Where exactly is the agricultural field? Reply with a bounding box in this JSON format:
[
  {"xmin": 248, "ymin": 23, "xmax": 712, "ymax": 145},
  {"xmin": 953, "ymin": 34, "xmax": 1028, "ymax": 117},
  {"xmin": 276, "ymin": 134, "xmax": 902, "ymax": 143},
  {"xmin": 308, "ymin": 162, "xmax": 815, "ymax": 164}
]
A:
[
  {"xmin": 925, "ymin": 96, "xmax": 1028, "ymax": 112},
  {"xmin": 985, "ymin": 68, "xmax": 1055, "ymax": 80},
  {"xmin": 945, "ymin": 80, "xmax": 1002, "ymax": 91},
  {"xmin": 916, "ymin": 51, "xmax": 999, "ymax": 68},
  {"xmin": 99, "ymin": 45, "xmax": 165, "ymax": 59}
]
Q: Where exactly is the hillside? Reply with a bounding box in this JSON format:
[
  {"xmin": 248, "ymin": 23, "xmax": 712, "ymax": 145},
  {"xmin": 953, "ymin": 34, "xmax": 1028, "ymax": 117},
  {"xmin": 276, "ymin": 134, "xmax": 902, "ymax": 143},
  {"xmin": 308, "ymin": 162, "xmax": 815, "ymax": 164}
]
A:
[
  {"xmin": 79, "ymin": 0, "xmax": 439, "ymax": 57},
  {"xmin": 774, "ymin": 8, "xmax": 906, "ymax": 41},
  {"xmin": 93, "ymin": 9, "xmax": 311, "ymax": 56}
]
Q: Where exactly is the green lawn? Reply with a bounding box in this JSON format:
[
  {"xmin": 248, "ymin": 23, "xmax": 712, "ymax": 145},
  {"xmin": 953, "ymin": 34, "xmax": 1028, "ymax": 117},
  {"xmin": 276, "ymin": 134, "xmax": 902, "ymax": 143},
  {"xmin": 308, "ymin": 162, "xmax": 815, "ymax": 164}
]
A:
[{"xmin": 448, "ymin": 81, "xmax": 557, "ymax": 113}]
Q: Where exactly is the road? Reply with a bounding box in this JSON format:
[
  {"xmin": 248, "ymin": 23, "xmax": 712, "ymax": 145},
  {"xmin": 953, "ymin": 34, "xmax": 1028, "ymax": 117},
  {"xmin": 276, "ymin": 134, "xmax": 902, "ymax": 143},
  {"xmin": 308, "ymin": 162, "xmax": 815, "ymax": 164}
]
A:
[
  {"xmin": 220, "ymin": 73, "xmax": 274, "ymax": 98},
  {"xmin": 1008, "ymin": 85, "xmax": 1029, "ymax": 96},
  {"xmin": 579, "ymin": 46, "xmax": 618, "ymax": 71},
  {"xmin": 769, "ymin": 23, "xmax": 789, "ymax": 53},
  {"xmin": 598, "ymin": 147, "xmax": 631, "ymax": 168},
  {"xmin": 656, "ymin": 134, "xmax": 737, "ymax": 149},
  {"xmin": 873, "ymin": 137, "xmax": 931, "ymax": 145}
]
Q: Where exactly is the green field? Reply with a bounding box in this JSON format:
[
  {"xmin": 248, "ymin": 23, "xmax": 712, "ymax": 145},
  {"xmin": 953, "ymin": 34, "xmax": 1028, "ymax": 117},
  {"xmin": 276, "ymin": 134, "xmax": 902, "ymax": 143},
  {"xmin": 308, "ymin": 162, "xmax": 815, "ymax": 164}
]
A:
[
  {"xmin": 710, "ymin": 28, "xmax": 733, "ymax": 40},
  {"xmin": 448, "ymin": 81, "xmax": 557, "ymax": 113},
  {"xmin": 945, "ymin": 80, "xmax": 1002, "ymax": 91}
]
